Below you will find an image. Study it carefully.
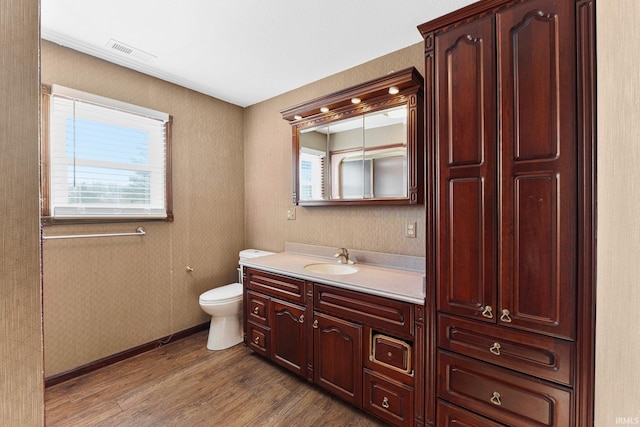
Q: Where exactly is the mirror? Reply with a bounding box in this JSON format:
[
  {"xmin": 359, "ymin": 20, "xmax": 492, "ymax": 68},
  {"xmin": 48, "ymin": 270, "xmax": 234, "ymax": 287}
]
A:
[
  {"xmin": 282, "ymin": 67, "xmax": 423, "ymax": 206},
  {"xmin": 299, "ymin": 106, "xmax": 408, "ymax": 200}
]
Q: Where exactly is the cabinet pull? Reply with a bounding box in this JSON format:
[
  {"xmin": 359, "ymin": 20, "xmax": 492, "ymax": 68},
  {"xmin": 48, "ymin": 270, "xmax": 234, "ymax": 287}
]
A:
[
  {"xmin": 481, "ymin": 305, "xmax": 494, "ymax": 318},
  {"xmin": 500, "ymin": 309, "xmax": 512, "ymax": 323},
  {"xmin": 313, "ymin": 319, "xmax": 318, "ymax": 329},
  {"xmin": 382, "ymin": 396, "xmax": 390, "ymax": 409},
  {"xmin": 489, "ymin": 342, "xmax": 501, "ymax": 356},
  {"xmin": 253, "ymin": 306, "xmax": 259, "ymax": 315},
  {"xmin": 490, "ymin": 391, "xmax": 502, "ymax": 406},
  {"xmin": 299, "ymin": 314, "xmax": 304, "ymax": 324},
  {"xmin": 254, "ymin": 337, "xmax": 260, "ymax": 345}
]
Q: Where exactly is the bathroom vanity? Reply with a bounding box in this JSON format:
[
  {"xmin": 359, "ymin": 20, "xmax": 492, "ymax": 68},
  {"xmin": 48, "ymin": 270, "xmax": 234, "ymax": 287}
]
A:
[{"xmin": 241, "ymin": 251, "xmax": 426, "ymax": 427}]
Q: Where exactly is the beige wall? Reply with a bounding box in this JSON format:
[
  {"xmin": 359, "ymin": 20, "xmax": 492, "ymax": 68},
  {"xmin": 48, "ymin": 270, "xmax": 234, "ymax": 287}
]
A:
[
  {"xmin": 0, "ymin": 0, "xmax": 43, "ymax": 423},
  {"xmin": 243, "ymin": 44, "xmax": 426, "ymax": 256},
  {"xmin": 41, "ymin": 42, "xmax": 246, "ymax": 376},
  {"xmin": 595, "ymin": 1, "xmax": 640, "ymax": 424}
]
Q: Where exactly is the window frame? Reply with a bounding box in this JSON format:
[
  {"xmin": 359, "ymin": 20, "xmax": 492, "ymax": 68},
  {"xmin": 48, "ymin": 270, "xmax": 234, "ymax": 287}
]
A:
[{"xmin": 40, "ymin": 84, "xmax": 174, "ymax": 225}]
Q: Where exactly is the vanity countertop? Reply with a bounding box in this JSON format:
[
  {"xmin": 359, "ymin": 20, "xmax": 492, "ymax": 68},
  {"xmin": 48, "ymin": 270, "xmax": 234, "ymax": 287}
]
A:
[{"xmin": 240, "ymin": 252, "xmax": 425, "ymax": 305}]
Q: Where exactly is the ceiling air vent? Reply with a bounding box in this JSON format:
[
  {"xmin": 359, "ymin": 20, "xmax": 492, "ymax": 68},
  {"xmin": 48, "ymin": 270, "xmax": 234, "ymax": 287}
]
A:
[{"xmin": 105, "ymin": 39, "xmax": 156, "ymax": 62}]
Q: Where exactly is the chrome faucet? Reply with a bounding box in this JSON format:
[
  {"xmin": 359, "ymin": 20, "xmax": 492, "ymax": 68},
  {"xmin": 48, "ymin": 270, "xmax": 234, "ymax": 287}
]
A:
[{"xmin": 334, "ymin": 248, "xmax": 355, "ymax": 264}]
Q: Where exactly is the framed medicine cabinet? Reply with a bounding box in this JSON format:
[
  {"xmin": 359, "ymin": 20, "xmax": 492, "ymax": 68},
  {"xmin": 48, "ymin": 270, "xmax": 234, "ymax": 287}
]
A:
[{"xmin": 281, "ymin": 67, "xmax": 424, "ymax": 206}]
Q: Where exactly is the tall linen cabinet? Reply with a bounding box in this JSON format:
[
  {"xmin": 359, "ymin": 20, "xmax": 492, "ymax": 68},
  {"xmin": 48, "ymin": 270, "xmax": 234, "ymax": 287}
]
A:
[{"xmin": 419, "ymin": 0, "xmax": 596, "ymax": 425}]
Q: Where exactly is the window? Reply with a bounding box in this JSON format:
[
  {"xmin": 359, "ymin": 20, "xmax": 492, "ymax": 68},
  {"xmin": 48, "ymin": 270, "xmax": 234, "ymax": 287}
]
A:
[
  {"xmin": 299, "ymin": 148, "xmax": 325, "ymax": 200},
  {"xmin": 41, "ymin": 85, "xmax": 172, "ymax": 223}
]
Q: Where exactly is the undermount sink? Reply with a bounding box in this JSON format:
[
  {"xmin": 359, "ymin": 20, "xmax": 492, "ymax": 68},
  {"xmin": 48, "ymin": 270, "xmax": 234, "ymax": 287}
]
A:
[{"xmin": 304, "ymin": 263, "xmax": 358, "ymax": 275}]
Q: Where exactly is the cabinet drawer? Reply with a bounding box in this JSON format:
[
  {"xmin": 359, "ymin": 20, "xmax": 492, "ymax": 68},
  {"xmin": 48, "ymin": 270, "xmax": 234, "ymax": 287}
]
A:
[
  {"xmin": 371, "ymin": 334, "xmax": 412, "ymax": 374},
  {"xmin": 247, "ymin": 321, "xmax": 270, "ymax": 357},
  {"xmin": 437, "ymin": 350, "xmax": 572, "ymax": 427},
  {"xmin": 363, "ymin": 369, "xmax": 413, "ymax": 427},
  {"xmin": 314, "ymin": 284, "xmax": 413, "ymax": 337},
  {"xmin": 246, "ymin": 268, "xmax": 305, "ymax": 304},
  {"xmin": 436, "ymin": 400, "xmax": 506, "ymax": 426},
  {"xmin": 438, "ymin": 314, "xmax": 573, "ymax": 386},
  {"xmin": 247, "ymin": 291, "xmax": 269, "ymax": 326}
]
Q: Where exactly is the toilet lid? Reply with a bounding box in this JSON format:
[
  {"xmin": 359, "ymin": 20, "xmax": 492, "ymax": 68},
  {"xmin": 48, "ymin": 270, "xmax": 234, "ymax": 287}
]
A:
[{"xmin": 199, "ymin": 283, "xmax": 243, "ymax": 304}]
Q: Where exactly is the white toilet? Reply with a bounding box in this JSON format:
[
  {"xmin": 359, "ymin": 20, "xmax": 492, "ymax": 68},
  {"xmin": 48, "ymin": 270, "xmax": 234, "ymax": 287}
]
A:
[{"xmin": 199, "ymin": 249, "xmax": 274, "ymax": 350}]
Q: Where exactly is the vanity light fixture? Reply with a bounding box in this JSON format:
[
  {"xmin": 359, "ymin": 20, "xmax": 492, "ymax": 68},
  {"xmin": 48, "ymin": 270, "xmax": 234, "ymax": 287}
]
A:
[
  {"xmin": 320, "ymin": 107, "xmax": 329, "ymax": 113},
  {"xmin": 351, "ymin": 97, "xmax": 361, "ymax": 104},
  {"xmin": 388, "ymin": 86, "xmax": 400, "ymax": 95},
  {"xmin": 293, "ymin": 115, "xmax": 302, "ymax": 120}
]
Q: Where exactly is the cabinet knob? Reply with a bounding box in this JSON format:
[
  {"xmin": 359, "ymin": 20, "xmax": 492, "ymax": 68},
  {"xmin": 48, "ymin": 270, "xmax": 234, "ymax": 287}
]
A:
[
  {"xmin": 500, "ymin": 309, "xmax": 512, "ymax": 323},
  {"xmin": 299, "ymin": 314, "xmax": 304, "ymax": 324},
  {"xmin": 313, "ymin": 319, "xmax": 318, "ymax": 329},
  {"xmin": 253, "ymin": 306, "xmax": 259, "ymax": 315},
  {"xmin": 382, "ymin": 396, "xmax": 390, "ymax": 409},
  {"xmin": 254, "ymin": 337, "xmax": 260, "ymax": 345},
  {"xmin": 489, "ymin": 342, "xmax": 501, "ymax": 356},
  {"xmin": 490, "ymin": 391, "xmax": 502, "ymax": 406},
  {"xmin": 481, "ymin": 305, "xmax": 494, "ymax": 318}
]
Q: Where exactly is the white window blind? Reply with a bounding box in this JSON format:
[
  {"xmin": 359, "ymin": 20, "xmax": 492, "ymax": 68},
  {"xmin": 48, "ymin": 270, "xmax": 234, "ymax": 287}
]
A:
[
  {"xmin": 299, "ymin": 148, "xmax": 325, "ymax": 200},
  {"xmin": 48, "ymin": 85, "xmax": 170, "ymax": 220}
]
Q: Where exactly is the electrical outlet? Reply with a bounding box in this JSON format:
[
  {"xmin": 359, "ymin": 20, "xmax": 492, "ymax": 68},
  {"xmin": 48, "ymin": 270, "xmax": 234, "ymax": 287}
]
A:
[
  {"xmin": 405, "ymin": 220, "xmax": 416, "ymax": 238},
  {"xmin": 287, "ymin": 206, "xmax": 296, "ymax": 220}
]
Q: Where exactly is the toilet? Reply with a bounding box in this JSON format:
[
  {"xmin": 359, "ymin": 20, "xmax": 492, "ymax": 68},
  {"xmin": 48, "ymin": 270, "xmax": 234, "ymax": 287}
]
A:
[{"xmin": 199, "ymin": 249, "xmax": 274, "ymax": 350}]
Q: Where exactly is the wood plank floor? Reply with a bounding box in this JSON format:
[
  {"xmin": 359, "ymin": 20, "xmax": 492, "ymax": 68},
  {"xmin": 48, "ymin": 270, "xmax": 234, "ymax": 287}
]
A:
[{"xmin": 45, "ymin": 331, "xmax": 388, "ymax": 426}]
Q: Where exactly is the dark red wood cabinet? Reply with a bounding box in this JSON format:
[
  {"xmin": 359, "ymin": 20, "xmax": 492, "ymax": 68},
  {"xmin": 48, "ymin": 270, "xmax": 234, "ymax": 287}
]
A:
[
  {"xmin": 435, "ymin": 0, "xmax": 576, "ymax": 340},
  {"xmin": 244, "ymin": 269, "xmax": 307, "ymax": 377},
  {"xmin": 313, "ymin": 311, "xmax": 362, "ymax": 406},
  {"xmin": 243, "ymin": 267, "xmax": 425, "ymax": 426},
  {"xmin": 420, "ymin": 0, "xmax": 596, "ymax": 425}
]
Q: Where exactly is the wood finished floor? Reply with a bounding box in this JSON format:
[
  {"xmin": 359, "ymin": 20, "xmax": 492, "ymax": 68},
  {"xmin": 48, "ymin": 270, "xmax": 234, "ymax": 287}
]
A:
[{"xmin": 45, "ymin": 331, "xmax": 388, "ymax": 426}]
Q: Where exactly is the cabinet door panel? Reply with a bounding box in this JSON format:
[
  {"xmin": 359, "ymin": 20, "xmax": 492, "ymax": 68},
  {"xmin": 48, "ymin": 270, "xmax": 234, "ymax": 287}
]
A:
[
  {"xmin": 247, "ymin": 290, "xmax": 269, "ymax": 326},
  {"xmin": 438, "ymin": 314, "xmax": 573, "ymax": 386},
  {"xmin": 437, "ymin": 400, "xmax": 506, "ymax": 427},
  {"xmin": 314, "ymin": 284, "xmax": 413, "ymax": 337},
  {"xmin": 436, "ymin": 15, "xmax": 497, "ymax": 322},
  {"xmin": 437, "ymin": 350, "xmax": 572, "ymax": 427},
  {"xmin": 313, "ymin": 311, "xmax": 362, "ymax": 406},
  {"xmin": 497, "ymin": 0, "xmax": 576, "ymax": 339},
  {"xmin": 272, "ymin": 299, "xmax": 306, "ymax": 377},
  {"xmin": 364, "ymin": 369, "xmax": 413, "ymax": 427},
  {"xmin": 247, "ymin": 321, "xmax": 270, "ymax": 357},
  {"xmin": 246, "ymin": 268, "xmax": 305, "ymax": 304}
]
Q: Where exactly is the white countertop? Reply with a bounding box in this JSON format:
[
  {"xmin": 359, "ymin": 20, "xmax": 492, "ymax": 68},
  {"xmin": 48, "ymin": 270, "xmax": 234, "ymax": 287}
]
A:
[{"xmin": 240, "ymin": 252, "xmax": 426, "ymax": 305}]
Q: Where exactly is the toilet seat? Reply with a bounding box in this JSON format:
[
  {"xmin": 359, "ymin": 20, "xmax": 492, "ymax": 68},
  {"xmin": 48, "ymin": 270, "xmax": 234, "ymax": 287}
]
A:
[{"xmin": 199, "ymin": 283, "xmax": 242, "ymax": 305}]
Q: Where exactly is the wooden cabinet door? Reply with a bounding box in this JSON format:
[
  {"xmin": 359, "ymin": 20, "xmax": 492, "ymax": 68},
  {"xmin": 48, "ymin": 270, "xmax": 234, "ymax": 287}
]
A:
[
  {"xmin": 271, "ymin": 299, "xmax": 306, "ymax": 377},
  {"xmin": 496, "ymin": 0, "xmax": 576, "ymax": 340},
  {"xmin": 435, "ymin": 14, "xmax": 498, "ymax": 322},
  {"xmin": 313, "ymin": 311, "xmax": 363, "ymax": 406}
]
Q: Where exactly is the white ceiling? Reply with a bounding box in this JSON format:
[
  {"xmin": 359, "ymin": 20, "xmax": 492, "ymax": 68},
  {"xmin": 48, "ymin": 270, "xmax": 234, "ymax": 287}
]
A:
[{"xmin": 41, "ymin": 0, "xmax": 476, "ymax": 107}]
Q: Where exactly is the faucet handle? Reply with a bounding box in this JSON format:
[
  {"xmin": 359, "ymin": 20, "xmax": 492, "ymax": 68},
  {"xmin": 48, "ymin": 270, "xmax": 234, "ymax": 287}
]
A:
[{"xmin": 334, "ymin": 248, "xmax": 354, "ymax": 264}]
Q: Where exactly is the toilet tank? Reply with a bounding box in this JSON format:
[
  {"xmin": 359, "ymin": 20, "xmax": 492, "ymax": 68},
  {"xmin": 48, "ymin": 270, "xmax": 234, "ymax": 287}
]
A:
[{"xmin": 238, "ymin": 249, "xmax": 274, "ymax": 283}]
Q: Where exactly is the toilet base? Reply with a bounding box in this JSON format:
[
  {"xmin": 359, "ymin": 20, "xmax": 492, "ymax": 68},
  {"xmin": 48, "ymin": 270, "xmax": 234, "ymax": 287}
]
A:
[{"xmin": 206, "ymin": 314, "xmax": 243, "ymax": 350}]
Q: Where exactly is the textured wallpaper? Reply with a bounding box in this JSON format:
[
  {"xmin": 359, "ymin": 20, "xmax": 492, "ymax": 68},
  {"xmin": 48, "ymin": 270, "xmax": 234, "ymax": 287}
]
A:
[
  {"xmin": 595, "ymin": 1, "xmax": 640, "ymax": 424},
  {"xmin": 0, "ymin": 0, "xmax": 43, "ymax": 423},
  {"xmin": 243, "ymin": 43, "xmax": 427, "ymax": 256},
  {"xmin": 41, "ymin": 41, "xmax": 246, "ymax": 376}
]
